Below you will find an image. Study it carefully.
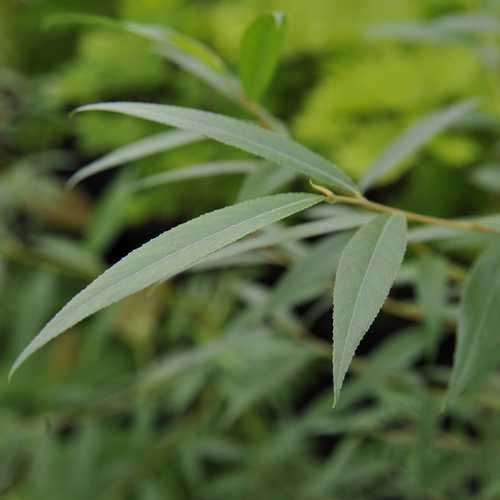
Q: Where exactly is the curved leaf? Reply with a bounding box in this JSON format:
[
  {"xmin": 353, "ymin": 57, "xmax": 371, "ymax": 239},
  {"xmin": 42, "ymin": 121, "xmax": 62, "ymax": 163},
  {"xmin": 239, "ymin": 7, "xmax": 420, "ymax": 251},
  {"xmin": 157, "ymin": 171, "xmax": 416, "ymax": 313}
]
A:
[
  {"xmin": 47, "ymin": 13, "xmax": 241, "ymax": 101},
  {"xmin": 447, "ymin": 240, "xmax": 500, "ymax": 402},
  {"xmin": 132, "ymin": 160, "xmax": 258, "ymax": 191},
  {"xmin": 359, "ymin": 100, "xmax": 477, "ymax": 192},
  {"xmin": 76, "ymin": 102, "xmax": 359, "ymax": 196},
  {"xmin": 416, "ymin": 254, "xmax": 448, "ymax": 356},
  {"xmin": 10, "ymin": 193, "xmax": 322, "ymax": 377},
  {"xmin": 332, "ymin": 214, "xmax": 407, "ymax": 405},
  {"xmin": 68, "ymin": 130, "xmax": 203, "ymax": 187}
]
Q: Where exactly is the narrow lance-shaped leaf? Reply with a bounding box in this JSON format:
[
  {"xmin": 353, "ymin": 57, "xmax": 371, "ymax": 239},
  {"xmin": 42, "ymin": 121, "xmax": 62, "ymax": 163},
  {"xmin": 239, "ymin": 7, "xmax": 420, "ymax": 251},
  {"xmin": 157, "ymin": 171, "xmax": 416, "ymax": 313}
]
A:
[
  {"xmin": 68, "ymin": 130, "xmax": 204, "ymax": 187},
  {"xmin": 131, "ymin": 160, "xmax": 258, "ymax": 192},
  {"xmin": 332, "ymin": 214, "xmax": 407, "ymax": 405},
  {"xmin": 240, "ymin": 12, "xmax": 287, "ymax": 102},
  {"xmin": 46, "ymin": 14, "xmax": 228, "ymax": 73},
  {"xmin": 76, "ymin": 102, "xmax": 359, "ymax": 196},
  {"xmin": 10, "ymin": 193, "xmax": 322, "ymax": 377},
  {"xmin": 416, "ymin": 254, "xmax": 448, "ymax": 356},
  {"xmin": 447, "ymin": 240, "xmax": 500, "ymax": 402},
  {"xmin": 46, "ymin": 14, "xmax": 245, "ymax": 112},
  {"xmin": 359, "ymin": 99, "xmax": 477, "ymax": 192}
]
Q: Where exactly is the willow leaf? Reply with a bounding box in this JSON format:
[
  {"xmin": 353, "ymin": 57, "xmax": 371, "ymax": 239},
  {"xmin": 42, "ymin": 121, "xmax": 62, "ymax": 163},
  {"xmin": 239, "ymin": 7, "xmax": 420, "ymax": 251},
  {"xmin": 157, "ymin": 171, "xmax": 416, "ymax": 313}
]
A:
[
  {"xmin": 332, "ymin": 214, "xmax": 407, "ymax": 405},
  {"xmin": 10, "ymin": 193, "xmax": 322, "ymax": 377},
  {"xmin": 447, "ymin": 240, "xmax": 500, "ymax": 402},
  {"xmin": 359, "ymin": 100, "xmax": 477, "ymax": 192},
  {"xmin": 416, "ymin": 254, "xmax": 448, "ymax": 356},
  {"xmin": 76, "ymin": 102, "xmax": 359, "ymax": 196},
  {"xmin": 67, "ymin": 130, "xmax": 203, "ymax": 187},
  {"xmin": 132, "ymin": 160, "xmax": 258, "ymax": 191},
  {"xmin": 46, "ymin": 14, "xmax": 227, "ymax": 72}
]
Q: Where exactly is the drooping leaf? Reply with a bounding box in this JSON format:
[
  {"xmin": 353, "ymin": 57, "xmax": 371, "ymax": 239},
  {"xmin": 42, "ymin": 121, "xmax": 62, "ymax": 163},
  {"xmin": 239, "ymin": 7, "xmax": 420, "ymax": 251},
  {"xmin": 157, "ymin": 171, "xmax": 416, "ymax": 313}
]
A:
[
  {"xmin": 77, "ymin": 102, "xmax": 359, "ymax": 196},
  {"xmin": 131, "ymin": 160, "xmax": 258, "ymax": 191},
  {"xmin": 46, "ymin": 14, "xmax": 228, "ymax": 73},
  {"xmin": 415, "ymin": 254, "xmax": 448, "ymax": 356},
  {"xmin": 447, "ymin": 240, "xmax": 500, "ymax": 402},
  {"xmin": 67, "ymin": 130, "xmax": 203, "ymax": 187},
  {"xmin": 359, "ymin": 100, "xmax": 477, "ymax": 192},
  {"xmin": 332, "ymin": 214, "xmax": 407, "ymax": 405},
  {"xmin": 47, "ymin": 13, "xmax": 278, "ymax": 120},
  {"xmin": 237, "ymin": 163, "xmax": 296, "ymax": 201},
  {"xmin": 240, "ymin": 12, "xmax": 287, "ymax": 102},
  {"xmin": 10, "ymin": 193, "xmax": 322, "ymax": 377},
  {"xmin": 154, "ymin": 43, "xmax": 240, "ymax": 100}
]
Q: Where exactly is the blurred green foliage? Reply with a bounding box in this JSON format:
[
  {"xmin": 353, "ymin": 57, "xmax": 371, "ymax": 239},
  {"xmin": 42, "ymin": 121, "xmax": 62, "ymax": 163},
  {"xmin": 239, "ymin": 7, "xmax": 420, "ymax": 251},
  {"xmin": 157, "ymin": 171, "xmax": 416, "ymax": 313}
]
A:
[{"xmin": 2, "ymin": 0, "xmax": 500, "ymax": 499}]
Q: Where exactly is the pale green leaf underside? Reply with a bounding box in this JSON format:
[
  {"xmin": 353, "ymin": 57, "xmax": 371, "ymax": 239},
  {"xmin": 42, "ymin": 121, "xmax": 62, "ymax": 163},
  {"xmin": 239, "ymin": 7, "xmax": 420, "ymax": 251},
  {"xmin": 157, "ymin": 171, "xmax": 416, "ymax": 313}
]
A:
[
  {"xmin": 68, "ymin": 130, "xmax": 204, "ymax": 187},
  {"xmin": 332, "ymin": 214, "xmax": 407, "ymax": 405},
  {"xmin": 359, "ymin": 99, "xmax": 477, "ymax": 192},
  {"xmin": 10, "ymin": 193, "xmax": 322, "ymax": 377},
  {"xmin": 448, "ymin": 240, "xmax": 500, "ymax": 401},
  {"xmin": 46, "ymin": 13, "xmax": 227, "ymax": 73},
  {"xmin": 76, "ymin": 102, "xmax": 359, "ymax": 196},
  {"xmin": 132, "ymin": 160, "xmax": 259, "ymax": 191},
  {"xmin": 47, "ymin": 13, "xmax": 287, "ymax": 130}
]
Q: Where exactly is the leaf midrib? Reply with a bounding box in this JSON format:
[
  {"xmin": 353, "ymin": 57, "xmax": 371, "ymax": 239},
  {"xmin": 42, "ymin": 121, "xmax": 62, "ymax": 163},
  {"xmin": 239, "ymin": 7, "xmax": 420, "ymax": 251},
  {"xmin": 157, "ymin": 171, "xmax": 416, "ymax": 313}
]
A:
[
  {"xmin": 81, "ymin": 104, "xmax": 357, "ymax": 195},
  {"xmin": 43, "ymin": 196, "xmax": 317, "ymax": 333},
  {"xmin": 335, "ymin": 216, "xmax": 395, "ymax": 390}
]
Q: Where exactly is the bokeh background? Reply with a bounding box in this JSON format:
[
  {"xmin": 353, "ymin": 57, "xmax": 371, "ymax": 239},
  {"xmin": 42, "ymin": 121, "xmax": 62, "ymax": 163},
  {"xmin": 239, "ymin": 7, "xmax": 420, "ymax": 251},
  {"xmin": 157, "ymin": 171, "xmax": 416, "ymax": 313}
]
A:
[{"xmin": 2, "ymin": 1, "xmax": 500, "ymax": 499}]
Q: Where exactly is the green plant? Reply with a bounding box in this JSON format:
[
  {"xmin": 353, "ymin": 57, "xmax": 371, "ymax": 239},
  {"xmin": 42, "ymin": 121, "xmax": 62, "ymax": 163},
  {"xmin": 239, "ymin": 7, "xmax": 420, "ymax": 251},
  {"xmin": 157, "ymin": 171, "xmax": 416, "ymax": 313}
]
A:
[{"xmin": 9, "ymin": 12, "xmax": 500, "ymax": 413}]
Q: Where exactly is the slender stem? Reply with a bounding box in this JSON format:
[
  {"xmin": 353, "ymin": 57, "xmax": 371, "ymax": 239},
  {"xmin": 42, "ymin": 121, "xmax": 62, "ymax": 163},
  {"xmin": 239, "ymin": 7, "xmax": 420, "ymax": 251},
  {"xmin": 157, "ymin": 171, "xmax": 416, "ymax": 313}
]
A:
[{"xmin": 310, "ymin": 180, "xmax": 500, "ymax": 235}]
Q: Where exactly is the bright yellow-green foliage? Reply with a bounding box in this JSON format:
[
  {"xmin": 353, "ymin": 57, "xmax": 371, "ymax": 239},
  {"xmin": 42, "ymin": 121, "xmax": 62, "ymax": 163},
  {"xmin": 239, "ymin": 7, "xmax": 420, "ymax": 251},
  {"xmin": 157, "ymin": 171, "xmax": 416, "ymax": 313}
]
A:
[{"xmin": 294, "ymin": 45, "xmax": 485, "ymax": 178}]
